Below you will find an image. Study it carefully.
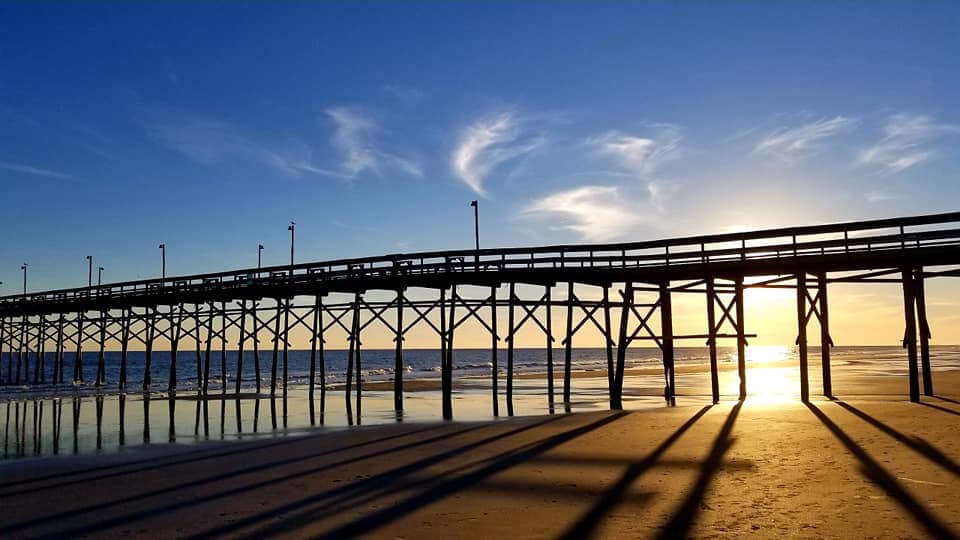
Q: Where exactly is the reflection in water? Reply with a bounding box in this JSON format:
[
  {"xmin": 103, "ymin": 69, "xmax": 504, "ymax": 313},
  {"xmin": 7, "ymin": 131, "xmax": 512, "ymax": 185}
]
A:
[{"xmin": 2, "ymin": 374, "xmax": 660, "ymax": 461}]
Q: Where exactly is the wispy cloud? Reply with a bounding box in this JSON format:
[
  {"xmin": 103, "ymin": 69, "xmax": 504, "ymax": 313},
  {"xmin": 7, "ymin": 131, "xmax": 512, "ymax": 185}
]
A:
[
  {"xmin": 324, "ymin": 106, "xmax": 422, "ymax": 178},
  {"xmin": 858, "ymin": 113, "xmax": 960, "ymax": 173},
  {"xmin": 451, "ymin": 112, "xmax": 544, "ymax": 197},
  {"xmin": 383, "ymin": 85, "xmax": 426, "ymax": 105},
  {"xmin": 865, "ymin": 190, "xmax": 895, "ymax": 203},
  {"xmin": 754, "ymin": 116, "xmax": 857, "ymax": 161},
  {"xmin": 521, "ymin": 185, "xmax": 648, "ymax": 242},
  {"xmin": 0, "ymin": 161, "xmax": 74, "ymax": 180},
  {"xmin": 587, "ymin": 125, "xmax": 681, "ymax": 178},
  {"xmin": 149, "ymin": 114, "xmax": 347, "ymax": 179}
]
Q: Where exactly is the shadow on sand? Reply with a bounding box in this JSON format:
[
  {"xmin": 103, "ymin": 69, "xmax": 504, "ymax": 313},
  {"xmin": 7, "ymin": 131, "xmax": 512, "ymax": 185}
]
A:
[{"xmin": 806, "ymin": 402, "xmax": 956, "ymax": 539}]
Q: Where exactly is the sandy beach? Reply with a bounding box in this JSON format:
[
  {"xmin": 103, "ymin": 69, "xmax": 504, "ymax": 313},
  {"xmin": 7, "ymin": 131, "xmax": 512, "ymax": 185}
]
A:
[{"xmin": 1, "ymin": 369, "xmax": 958, "ymax": 538}]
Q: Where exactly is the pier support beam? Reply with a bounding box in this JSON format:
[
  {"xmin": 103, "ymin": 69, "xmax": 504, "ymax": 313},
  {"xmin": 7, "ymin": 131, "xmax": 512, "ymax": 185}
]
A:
[
  {"xmin": 394, "ymin": 290, "xmax": 404, "ymax": 412},
  {"xmin": 735, "ymin": 276, "xmax": 746, "ymax": 400},
  {"xmin": 506, "ymin": 282, "xmax": 516, "ymax": 416},
  {"xmin": 705, "ymin": 278, "xmax": 720, "ymax": 403},
  {"xmin": 901, "ymin": 268, "xmax": 920, "ymax": 403},
  {"xmin": 660, "ymin": 281, "xmax": 676, "ymax": 406},
  {"xmin": 796, "ymin": 272, "xmax": 809, "ymax": 403},
  {"xmin": 490, "ymin": 285, "xmax": 499, "ymax": 416},
  {"xmin": 817, "ymin": 272, "xmax": 833, "ymax": 398},
  {"xmin": 443, "ymin": 286, "xmax": 455, "ymax": 420},
  {"xmin": 914, "ymin": 267, "xmax": 933, "ymax": 396}
]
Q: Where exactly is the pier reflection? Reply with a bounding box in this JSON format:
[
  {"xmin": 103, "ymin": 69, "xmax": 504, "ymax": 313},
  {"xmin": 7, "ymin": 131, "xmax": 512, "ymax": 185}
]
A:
[{"xmin": 0, "ymin": 390, "xmax": 336, "ymax": 461}]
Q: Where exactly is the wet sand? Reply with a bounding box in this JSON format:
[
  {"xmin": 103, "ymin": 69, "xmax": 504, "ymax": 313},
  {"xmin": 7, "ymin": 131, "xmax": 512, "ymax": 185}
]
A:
[{"xmin": 1, "ymin": 371, "xmax": 958, "ymax": 538}]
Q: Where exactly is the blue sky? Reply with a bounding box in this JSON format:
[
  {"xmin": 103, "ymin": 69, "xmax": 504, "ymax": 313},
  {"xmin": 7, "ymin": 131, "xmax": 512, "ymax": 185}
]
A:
[{"xmin": 1, "ymin": 2, "xmax": 959, "ymax": 293}]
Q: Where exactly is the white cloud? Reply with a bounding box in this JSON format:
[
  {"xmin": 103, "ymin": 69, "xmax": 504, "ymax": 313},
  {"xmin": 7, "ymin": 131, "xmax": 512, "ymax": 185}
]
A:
[
  {"xmin": 521, "ymin": 185, "xmax": 648, "ymax": 242},
  {"xmin": 865, "ymin": 190, "xmax": 896, "ymax": 203},
  {"xmin": 383, "ymin": 85, "xmax": 426, "ymax": 105},
  {"xmin": 858, "ymin": 113, "xmax": 960, "ymax": 173},
  {"xmin": 325, "ymin": 106, "xmax": 422, "ymax": 178},
  {"xmin": 149, "ymin": 115, "xmax": 347, "ymax": 179},
  {"xmin": 0, "ymin": 161, "xmax": 73, "ymax": 180},
  {"xmin": 587, "ymin": 126, "xmax": 681, "ymax": 177},
  {"xmin": 451, "ymin": 112, "xmax": 544, "ymax": 197},
  {"xmin": 754, "ymin": 116, "xmax": 857, "ymax": 161}
]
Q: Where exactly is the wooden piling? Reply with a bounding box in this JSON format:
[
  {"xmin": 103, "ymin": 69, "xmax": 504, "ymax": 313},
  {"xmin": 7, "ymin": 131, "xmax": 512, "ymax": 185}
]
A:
[
  {"xmin": 220, "ymin": 302, "xmax": 227, "ymax": 394},
  {"xmin": 345, "ymin": 292, "xmax": 360, "ymax": 410},
  {"xmin": 796, "ymin": 272, "xmax": 809, "ymax": 402},
  {"xmin": 735, "ymin": 276, "xmax": 747, "ymax": 400},
  {"xmin": 236, "ymin": 300, "xmax": 247, "ymax": 394},
  {"xmin": 169, "ymin": 305, "xmax": 182, "ymax": 393},
  {"xmin": 705, "ymin": 278, "xmax": 720, "ymax": 403},
  {"xmin": 506, "ymin": 282, "xmax": 515, "ymax": 416},
  {"xmin": 252, "ymin": 301, "xmax": 262, "ymax": 394},
  {"xmin": 603, "ymin": 286, "xmax": 615, "ymax": 409},
  {"xmin": 270, "ymin": 298, "xmax": 281, "ymax": 397},
  {"xmin": 318, "ymin": 297, "xmax": 326, "ymax": 415},
  {"xmin": 817, "ymin": 272, "xmax": 833, "ymax": 397},
  {"xmin": 613, "ymin": 282, "xmax": 632, "ymax": 411},
  {"xmin": 309, "ymin": 296, "xmax": 319, "ymax": 398},
  {"xmin": 545, "ymin": 285, "xmax": 554, "ymax": 409},
  {"xmin": 914, "ymin": 267, "xmax": 933, "ymax": 396},
  {"xmin": 203, "ymin": 306, "xmax": 213, "ymax": 395},
  {"xmin": 119, "ymin": 309, "xmax": 129, "ymax": 390},
  {"xmin": 281, "ymin": 298, "xmax": 290, "ymax": 410},
  {"xmin": 354, "ymin": 294, "xmax": 363, "ymax": 421},
  {"xmin": 490, "ymin": 285, "xmax": 499, "ymax": 416},
  {"xmin": 563, "ymin": 282, "xmax": 573, "ymax": 403},
  {"xmin": 901, "ymin": 268, "xmax": 920, "ymax": 402},
  {"xmin": 660, "ymin": 280, "xmax": 676, "ymax": 406},
  {"xmin": 443, "ymin": 286, "xmax": 455, "ymax": 420},
  {"xmin": 73, "ymin": 312, "xmax": 83, "ymax": 384},
  {"xmin": 394, "ymin": 290, "xmax": 404, "ymax": 412},
  {"xmin": 35, "ymin": 315, "xmax": 45, "ymax": 384},
  {"xmin": 144, "ymin": 307, "xmax": 156, "ymax": 391},
  {"xmin": 96, "ymin": 311, "xmax": 106, "ymax": 386}
]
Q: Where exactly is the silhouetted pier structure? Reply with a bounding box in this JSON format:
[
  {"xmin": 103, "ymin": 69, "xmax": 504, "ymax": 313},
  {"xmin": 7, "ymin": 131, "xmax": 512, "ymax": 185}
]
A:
[{"xmin": 2, "ymin": 212, "xmax": 959, "ymax": 419}]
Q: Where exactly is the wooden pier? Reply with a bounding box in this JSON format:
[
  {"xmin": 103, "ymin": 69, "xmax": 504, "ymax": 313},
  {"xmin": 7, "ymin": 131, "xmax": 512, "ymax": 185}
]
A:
[{"xmin": 2, "ymin": 212, "xmax": 959, "ymax": 418}]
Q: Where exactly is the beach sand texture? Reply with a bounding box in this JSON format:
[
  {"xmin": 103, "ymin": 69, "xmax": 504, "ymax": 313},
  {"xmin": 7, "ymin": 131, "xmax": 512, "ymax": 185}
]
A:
[{"xmin": 1, "ymin": 374, "xmax": 959, "ymax": 538}]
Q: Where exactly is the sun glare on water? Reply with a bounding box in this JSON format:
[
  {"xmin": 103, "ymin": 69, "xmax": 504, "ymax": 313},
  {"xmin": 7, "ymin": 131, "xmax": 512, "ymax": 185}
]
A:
[{"xmin": 724, "ymin": 345, "xmax": 800, "ymax": 402}]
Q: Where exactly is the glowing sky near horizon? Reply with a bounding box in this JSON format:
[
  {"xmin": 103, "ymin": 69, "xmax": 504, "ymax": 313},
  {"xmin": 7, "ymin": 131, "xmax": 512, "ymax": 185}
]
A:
[{"xmin": 1, "ymin": 2, "xmax": 958, "ymax": 345}]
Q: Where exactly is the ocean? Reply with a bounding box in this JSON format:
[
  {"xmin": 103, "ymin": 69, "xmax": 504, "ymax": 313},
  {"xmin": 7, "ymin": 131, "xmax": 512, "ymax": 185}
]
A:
[{"xmin": 2, "ymin": 345, "xmax": 959, "ymax": 461}]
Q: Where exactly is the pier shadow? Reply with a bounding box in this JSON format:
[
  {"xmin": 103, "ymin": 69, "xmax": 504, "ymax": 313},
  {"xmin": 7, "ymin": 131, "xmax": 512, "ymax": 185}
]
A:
[
  {"xmin": 805, "ymin": 402, "xmax": 956, "ymax": 539},
  {"xmin": 559, "ymin": 405, "xmax": 713, "ymax": 539},
  {"xmin": 656, "ymin": 401, "xmax": 743, "ymax": 539},
  {"xmin": 917, "ymin": 401, "xmax": 960, "ymax": 417},
  {"xmin": 932, "ymin": 395, "xmax": 960, "ymax": 405},
  {"xmin": 833, "ymin": 401, "xmax": 960, "ymax": 477},
  {"xmin": 1, "ymin": 415, "xmax": 564, "ymax": 538}
]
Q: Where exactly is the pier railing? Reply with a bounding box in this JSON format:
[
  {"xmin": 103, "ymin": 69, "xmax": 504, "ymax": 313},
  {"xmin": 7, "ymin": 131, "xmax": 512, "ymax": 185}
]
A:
[{"xmin": 3, "ymin": 211, "xmax": 960, "ymax": 312}]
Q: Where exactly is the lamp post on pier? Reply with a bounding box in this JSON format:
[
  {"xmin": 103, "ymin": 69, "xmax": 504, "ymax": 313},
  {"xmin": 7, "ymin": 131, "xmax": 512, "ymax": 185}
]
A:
[
  {"xmin": 86, "ymin": 255, "xmax": 93, "ymax": 288},
  {"xmin": 21, "ymin": 263, "xmax": 27, "ymax": 295},
  {"xmin": 287, "ymin": 222, "xmax": 295, "ymax": 270},
  {"xmin": 470, "ymin": 200, "xmax": 480, "ymax": 269},
  {"xmin": 98, "ymin": 266, "xmax": 104, "ymax": 288},
  {"xmin": 258, "ymin": 243, "xmax": 264, "ymax": 270},
  {"xmin": 159, "ymin": 243, "xmax": 166, "ymax": 281}
]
